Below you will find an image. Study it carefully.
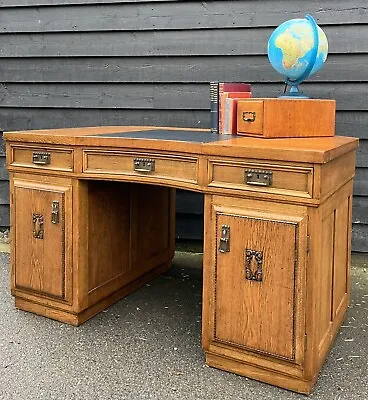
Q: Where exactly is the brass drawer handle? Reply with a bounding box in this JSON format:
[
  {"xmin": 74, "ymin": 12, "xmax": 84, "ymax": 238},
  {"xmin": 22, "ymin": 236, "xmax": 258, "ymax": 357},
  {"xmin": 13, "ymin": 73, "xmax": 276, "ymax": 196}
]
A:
[
  {"xmin": 242, "ymin": 111, "xmax": 256, "ymax": 122},
  {"xmin": 33, "ymin": 151, "xmax": 51, "ymax": 165},
  {"xmin": 245, "ymin": 169, "xmax": 273, "ymax": 187},
  {"xmin": 133, "ymin": 158, "xmax": 155, "ymax": 173}
]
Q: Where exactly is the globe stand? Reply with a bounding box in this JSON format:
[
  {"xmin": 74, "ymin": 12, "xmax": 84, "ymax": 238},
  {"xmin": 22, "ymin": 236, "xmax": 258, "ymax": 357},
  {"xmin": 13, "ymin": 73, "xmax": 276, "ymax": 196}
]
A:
[{"xmin": 279, "ymin": 83, "xmax": 309, "ymax": 99}]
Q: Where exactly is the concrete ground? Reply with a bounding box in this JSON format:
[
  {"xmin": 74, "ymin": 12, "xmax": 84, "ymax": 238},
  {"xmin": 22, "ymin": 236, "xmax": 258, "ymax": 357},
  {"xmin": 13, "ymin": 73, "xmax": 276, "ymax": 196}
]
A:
[{"xmin": 0, "ymin": 251, "xmax": 367, "ymax": 400}]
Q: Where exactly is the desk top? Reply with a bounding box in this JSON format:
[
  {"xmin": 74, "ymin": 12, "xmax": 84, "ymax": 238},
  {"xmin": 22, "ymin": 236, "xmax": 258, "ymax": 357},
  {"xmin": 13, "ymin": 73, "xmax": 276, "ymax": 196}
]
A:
[{"xmin": 4, "ymin": 126, "xmax": 359, "ymax": 164}]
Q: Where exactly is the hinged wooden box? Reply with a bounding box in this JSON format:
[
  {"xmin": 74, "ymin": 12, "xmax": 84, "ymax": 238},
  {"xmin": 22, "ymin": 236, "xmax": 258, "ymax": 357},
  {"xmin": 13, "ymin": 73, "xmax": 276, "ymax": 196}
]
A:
[{"xmin": 237, "ymin": 98, "xmax": 335, "ymax": 138}]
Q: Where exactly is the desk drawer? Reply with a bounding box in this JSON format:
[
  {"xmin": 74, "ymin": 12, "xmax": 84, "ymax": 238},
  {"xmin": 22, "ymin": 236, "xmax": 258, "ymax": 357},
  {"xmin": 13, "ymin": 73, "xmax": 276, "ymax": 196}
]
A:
[
  {"xmin": 83, "ymin": 150, "xmax": 199, "ymax": 185},
  {"xmin": 209, "ymin": 159, "xmax": 313, "ymax": 198},
  {"xmin": 10, "ymin": 146, "xmax": 74, "ymax": 172}
]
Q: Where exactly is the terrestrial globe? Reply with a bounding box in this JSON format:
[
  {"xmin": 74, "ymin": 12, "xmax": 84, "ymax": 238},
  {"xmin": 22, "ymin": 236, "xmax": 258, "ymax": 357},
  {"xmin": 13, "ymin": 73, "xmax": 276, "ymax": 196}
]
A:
[{"xmin": 267, "ymin": 15, "xmax": 328, "ymax": 97}]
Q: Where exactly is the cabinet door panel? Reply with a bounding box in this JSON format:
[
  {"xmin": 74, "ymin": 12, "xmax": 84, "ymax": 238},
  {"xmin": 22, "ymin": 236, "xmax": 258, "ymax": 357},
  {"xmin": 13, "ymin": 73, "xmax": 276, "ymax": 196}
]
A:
[
  {"xmin": 214, "ymin": 209, "xmax": 306, "ymax": 362},
  {"xmin": 13, "ymin": 180, "xmax": 71, "ymax": 302}
]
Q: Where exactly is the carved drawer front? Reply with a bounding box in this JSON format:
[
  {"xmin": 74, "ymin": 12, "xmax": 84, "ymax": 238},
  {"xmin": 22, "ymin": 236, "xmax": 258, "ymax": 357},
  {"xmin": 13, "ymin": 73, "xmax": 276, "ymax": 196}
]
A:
[
  {"xmin": 208, "ymin": 159, "xmax": 313, "ymax": 198},
  {"xmin": 83, "ymin": 149, "xmax": 199, "ymax": 185},
  {"xmin": 10, "ymin": 145, "xmax": 73, "ymax": 172}
]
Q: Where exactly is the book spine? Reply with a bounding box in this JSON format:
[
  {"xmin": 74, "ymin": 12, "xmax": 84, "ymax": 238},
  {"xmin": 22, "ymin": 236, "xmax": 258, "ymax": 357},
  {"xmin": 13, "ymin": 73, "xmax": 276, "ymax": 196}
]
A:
[
  {"xmin": 218, "ymin": 83, "xmax": 224, "ymax": 134},
  {"xmin": 223, "ymin": 98, "xmax": 232, "ymax": 135},
  {"xmin": 219, "ymin": 91, "xmax": 230, "ymax": 134},
  {"xmin": 210, "ymin": 82, "xmax": 219, "ymax": 134},
  {"xmin": 231, "ymin": 99, "xmax": 238, "ymax": 134}
]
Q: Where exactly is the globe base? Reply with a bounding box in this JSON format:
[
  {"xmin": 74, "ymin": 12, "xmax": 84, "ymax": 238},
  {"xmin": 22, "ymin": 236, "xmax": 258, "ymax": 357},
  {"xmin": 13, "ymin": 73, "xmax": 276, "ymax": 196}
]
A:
[{"xmin": 279, "ymin": 84, "xmax": 309, "ymax": 99}]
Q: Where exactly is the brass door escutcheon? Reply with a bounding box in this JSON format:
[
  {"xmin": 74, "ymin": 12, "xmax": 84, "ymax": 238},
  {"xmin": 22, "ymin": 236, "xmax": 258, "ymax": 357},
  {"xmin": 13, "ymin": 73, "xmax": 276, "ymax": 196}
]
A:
[
  {"xmin": 245, "ymin": 249, "xmax": 263, "ymax": 281},
  {"xmin": 33, "ymin": 214, "xmax": 44, "ymax": 239},
  {"xmin": 51, "ymin": 201, "xmax": 59, "ymax": 224},
  {"xmin": 219, "ymin": 225, "xmax": 230, "ymax": 253}
]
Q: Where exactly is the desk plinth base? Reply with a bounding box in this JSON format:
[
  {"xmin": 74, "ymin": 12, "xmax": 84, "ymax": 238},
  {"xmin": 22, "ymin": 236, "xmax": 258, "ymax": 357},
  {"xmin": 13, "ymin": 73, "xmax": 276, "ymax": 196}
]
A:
[
  {"xmin": 205, "ymin": 352, "xmax": 315, "ymax": 395},
  {"xmin": 14, "ymin": 258, "xmax": 173, "ymax": 326}
]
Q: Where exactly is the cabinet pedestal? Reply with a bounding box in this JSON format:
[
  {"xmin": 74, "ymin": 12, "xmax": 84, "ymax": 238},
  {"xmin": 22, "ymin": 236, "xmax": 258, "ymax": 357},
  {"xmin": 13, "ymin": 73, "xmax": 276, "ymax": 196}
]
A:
[
  {"xmin": 202, "ymin": 180, "xmax": 353, "ymax": 394},
  {"xmin": 11, "ymin": 176, "xmax": 175, "ymax": 325}
]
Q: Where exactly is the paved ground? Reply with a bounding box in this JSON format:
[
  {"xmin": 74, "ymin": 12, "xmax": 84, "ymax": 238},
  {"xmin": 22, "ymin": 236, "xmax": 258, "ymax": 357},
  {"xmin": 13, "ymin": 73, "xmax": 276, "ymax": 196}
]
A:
[{"xmin": 0, "ymin": 252, "xmax": 367, "ymax": 400}]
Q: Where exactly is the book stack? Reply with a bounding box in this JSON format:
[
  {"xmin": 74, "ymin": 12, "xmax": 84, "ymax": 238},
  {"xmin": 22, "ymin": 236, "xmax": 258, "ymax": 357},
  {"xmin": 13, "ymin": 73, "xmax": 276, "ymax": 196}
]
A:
[{"xmin": 210, "ymin": 82, "xmax": 252, "ymax": 134}]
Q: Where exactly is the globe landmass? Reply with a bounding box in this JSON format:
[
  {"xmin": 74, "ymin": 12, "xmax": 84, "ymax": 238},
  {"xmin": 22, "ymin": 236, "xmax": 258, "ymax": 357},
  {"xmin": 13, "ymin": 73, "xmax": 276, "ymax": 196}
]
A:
[{"xmin": 267, "ymin": 18, "xmax": 328, "ymax": 82}]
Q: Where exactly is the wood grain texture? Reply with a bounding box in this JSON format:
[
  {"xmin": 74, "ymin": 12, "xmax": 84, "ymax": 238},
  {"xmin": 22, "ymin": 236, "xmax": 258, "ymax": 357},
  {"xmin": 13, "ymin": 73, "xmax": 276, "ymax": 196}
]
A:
[
  {"xmin": 1, "ymin": 55, "xmax": 367, "ymax": 84},
  {"xmin": 208, "ymin": 158, "xmax": 313, "ymax": 199},
  {"xmin": 202, "ymin": 194, "xmax": 308, "ymax": 391},
  {"xmin": 0, "ymin": 0, "xmax": 179, "ymax": 6},
  {"xmin": 202, "ymin": 149, "xmax": 355, "ymax": 392},
  {"xmin": 0, "ymin": 24, "xmax": 367, "ymax": 58},
  {"xmin": 4, "ymin": 127, "xmax": 359, "ymax": 165},
  {"xmin": 87, "ymin": 181, "xmax": 131, "ymax": 295},
  {"xmin": 214, "ymin": 211, "xmax": 304, "ymax": 361},
  {"xmin": 10, "ymin": 145, "xmax": 74, "ymax": 172},
  {"xmin": 9, "ymin": 173, "xmax": 176, "ymax": 323},
  {"xmin": 237, "ymin": 99, "xmax": 335, "ymax": 138},
  {"xmin": 83, "ymin": 149, "xmax": 199, "ymax": 186},
  {"xmin": 12, "ymin": 177, "xmax": 73, "ymax": 304},
  {"xmin": 0, "ymin": 1, "xmax": 366, "ymax": 32}
]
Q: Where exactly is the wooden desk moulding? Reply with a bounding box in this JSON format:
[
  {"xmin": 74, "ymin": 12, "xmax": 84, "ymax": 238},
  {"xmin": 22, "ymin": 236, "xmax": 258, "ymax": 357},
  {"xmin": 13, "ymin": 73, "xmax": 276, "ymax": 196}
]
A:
[{"xmin": 4, "ymin": 126, "xmax": 358, "ymax": 394}]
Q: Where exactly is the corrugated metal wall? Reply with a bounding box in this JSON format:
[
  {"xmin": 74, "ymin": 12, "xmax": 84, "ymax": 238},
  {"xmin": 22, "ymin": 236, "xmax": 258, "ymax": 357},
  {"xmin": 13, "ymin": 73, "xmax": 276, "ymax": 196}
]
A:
[{"xmin": 0, "ymin": 0, "xmax": 367, "ymax": 251}]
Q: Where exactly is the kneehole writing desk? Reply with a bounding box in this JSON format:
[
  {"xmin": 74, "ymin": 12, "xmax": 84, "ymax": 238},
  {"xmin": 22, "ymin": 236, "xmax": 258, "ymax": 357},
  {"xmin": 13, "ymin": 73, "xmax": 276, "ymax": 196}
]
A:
[{"xmin": 4, "ymin": 126, "xmax": 358, "ymax": 394}]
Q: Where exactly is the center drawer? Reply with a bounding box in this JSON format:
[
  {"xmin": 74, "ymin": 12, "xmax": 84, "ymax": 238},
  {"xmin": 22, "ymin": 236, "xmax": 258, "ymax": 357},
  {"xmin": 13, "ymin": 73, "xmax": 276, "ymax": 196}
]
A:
[
  {"xmin": 83, "ymin": 149, "xmax": 199, "ymax": 186},
  {"xmin": 208, "ymin": 158, "xmax": 314, "ymax": 198}
]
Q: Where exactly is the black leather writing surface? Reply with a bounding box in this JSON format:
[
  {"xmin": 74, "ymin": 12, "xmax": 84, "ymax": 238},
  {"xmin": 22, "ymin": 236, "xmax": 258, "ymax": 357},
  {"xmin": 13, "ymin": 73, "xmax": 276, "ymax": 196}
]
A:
[{"xmin": 94, "ymin": 129, "xmax": 233, "ymax": 143}]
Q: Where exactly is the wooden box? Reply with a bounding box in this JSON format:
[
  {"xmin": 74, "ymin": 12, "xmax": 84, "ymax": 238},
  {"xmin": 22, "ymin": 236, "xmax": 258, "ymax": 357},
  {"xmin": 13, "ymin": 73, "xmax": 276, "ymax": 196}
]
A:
[{"xmin": 237, "ymin": 98, "xmax": 335, "ymax": 138}]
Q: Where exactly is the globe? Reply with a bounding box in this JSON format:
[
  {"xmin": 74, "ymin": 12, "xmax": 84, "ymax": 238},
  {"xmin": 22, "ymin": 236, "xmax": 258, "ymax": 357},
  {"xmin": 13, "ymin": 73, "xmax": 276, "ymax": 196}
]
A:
[{"xmin": 267, "ymin": 14, "xmax": 328, "ymax": 97}]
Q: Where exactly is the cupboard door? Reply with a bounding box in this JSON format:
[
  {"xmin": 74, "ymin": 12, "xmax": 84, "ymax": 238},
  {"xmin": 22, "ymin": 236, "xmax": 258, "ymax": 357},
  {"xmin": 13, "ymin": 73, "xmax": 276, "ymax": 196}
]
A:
[
  {"xmin": 13, "ymin": 179, "xmax": 72, "ymax": 303},
  {"xmin": 213, "ymin": 207, "xmax": 307, "ymax": 363}
]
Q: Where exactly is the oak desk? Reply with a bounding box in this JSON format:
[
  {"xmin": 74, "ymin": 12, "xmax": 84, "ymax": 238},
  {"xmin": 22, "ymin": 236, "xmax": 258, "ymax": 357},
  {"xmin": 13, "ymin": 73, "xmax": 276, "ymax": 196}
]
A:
[{"xmin": 4, "ymin": 126, "xmax": 358, "ymax": 394}]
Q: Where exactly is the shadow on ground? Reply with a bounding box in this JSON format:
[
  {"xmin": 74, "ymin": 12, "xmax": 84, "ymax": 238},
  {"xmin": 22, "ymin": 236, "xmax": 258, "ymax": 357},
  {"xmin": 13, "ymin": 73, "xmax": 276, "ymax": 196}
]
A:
[{"xmin": 0, "ymin": 252, "xmax": 367, "ymax": 400}]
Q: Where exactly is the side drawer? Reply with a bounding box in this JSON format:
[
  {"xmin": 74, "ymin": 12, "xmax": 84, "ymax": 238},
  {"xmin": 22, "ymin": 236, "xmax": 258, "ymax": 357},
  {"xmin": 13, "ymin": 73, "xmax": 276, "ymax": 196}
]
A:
[
  {"xmin": 10, "ymin": 145, "xmax": 74, "ymax": 172},
  {"xmin": 83, "ymin": 149, "xmax": 199, "ymax": 185},
  {"xmin": 208, "ymin": 158, "xmax": 314, "ymax": 198}
]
